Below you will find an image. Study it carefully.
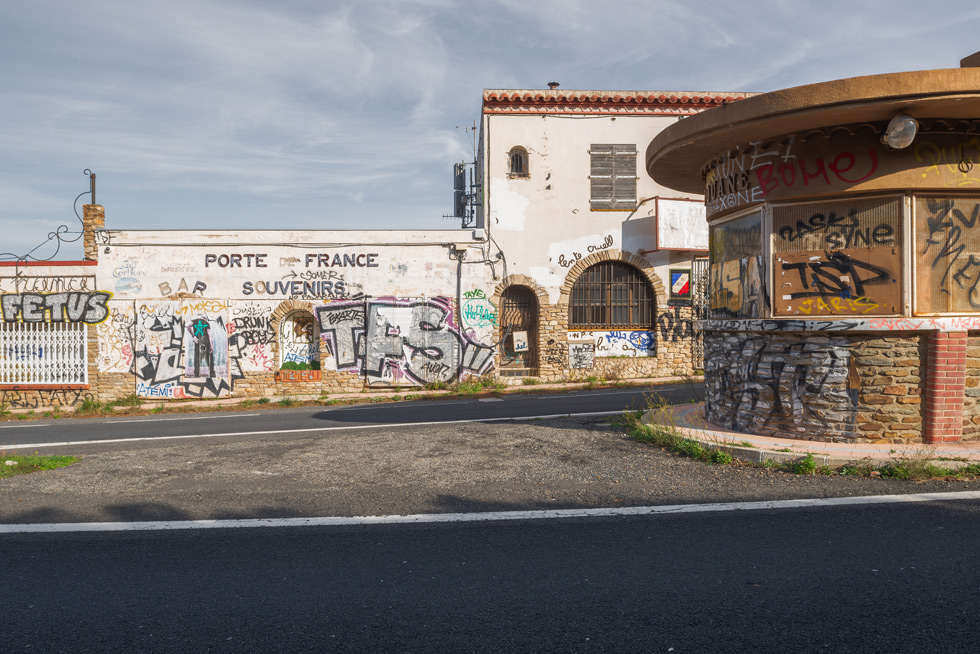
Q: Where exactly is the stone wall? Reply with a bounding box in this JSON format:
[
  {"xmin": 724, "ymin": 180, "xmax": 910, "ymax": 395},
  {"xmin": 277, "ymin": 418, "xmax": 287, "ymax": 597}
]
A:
[
  {"xmin": 963, "ymin": 333, "xmax": 980, "ymax": 441},
  {"xmin": 704, "ymin": 330, "xmax": 924, "ymax": 442}
]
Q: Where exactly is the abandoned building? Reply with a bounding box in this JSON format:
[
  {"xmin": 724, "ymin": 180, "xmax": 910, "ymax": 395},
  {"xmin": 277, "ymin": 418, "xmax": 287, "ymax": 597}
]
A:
[
  {"xmin": 0, "ymin": 88, "xmax": 747, "ymax": 410},
  {"xmin": 646, "ymin": 57, "xmax": 980, "ymax": 443}
]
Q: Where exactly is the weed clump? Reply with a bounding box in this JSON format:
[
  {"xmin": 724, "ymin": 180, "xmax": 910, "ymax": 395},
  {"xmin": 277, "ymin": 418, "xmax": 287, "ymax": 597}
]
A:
[{"xmin": 625, "ymin": 395, "xmax": 732, "ymax": 465}]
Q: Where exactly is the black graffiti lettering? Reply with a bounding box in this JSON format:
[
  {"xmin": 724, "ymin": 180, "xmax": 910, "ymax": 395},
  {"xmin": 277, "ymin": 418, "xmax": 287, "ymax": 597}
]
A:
[
  {"xmin": 657, "ymin": 307, "xmax": 694, "ymax": 342},
  {"xmin": 314, "ymin": 298, "xmax": 494, "ymax": 385},
  {"xmin": 0, "ymin": 292, "xmax": 112, "ymax": 324},
  {"xmin": 784, "ymin": 253, "xmax": 890, "ymax": 300}
]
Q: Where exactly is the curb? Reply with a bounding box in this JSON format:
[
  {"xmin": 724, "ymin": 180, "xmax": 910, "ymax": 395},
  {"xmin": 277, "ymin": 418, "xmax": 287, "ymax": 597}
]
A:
[
  {"xmin": 2, "ymin": 376, "xmax": 701, "ymax": 418},
  {"xmin": 642, "ymin": 405, "xmax": 980, "ymax": 469}
]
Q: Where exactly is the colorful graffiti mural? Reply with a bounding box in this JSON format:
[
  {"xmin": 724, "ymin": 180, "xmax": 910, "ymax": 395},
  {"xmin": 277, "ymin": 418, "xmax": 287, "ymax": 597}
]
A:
[{"xmin": 316, "ymin": 297, "xmax": 494, "ymax": 385}]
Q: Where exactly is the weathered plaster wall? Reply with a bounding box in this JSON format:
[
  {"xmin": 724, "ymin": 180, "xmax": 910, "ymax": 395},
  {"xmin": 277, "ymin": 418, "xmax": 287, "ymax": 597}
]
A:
[
  {"xmin": 482, "ymin": 113, "xmax": 703, "ymax": 303},
  {"xmin": 88, "ymin": 232, "xmax": 499, "ymax": 400}
]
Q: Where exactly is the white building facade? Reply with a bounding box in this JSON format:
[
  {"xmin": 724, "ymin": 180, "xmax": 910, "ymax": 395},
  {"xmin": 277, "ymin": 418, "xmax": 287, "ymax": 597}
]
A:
[{"xmin": 476, "ymin": 89, "xmax": 748, "ymax": 380}]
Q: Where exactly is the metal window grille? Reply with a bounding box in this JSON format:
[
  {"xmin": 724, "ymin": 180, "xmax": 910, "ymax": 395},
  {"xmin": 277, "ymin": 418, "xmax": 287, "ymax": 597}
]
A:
[
  {"xmin": 569, "ymin": 262, "xmax": 653, "ymax": 329},
  {"xmin": 500, "ymin": 285, "xmax": 538, "ymax": 375},
  {"xmin": 691, "ymin": 257, "xmax": 710, "ymax": 369},
  {"xmin": 590, "ymin": 144, "xmax": 637, "ymax": 211},
  {"xmin": 509, "ymin": 147, "xmax": 529, "ymax": 178},
  {"xmin": 0, "ymin": 321, "xmax": 87, "ymax": 385}
]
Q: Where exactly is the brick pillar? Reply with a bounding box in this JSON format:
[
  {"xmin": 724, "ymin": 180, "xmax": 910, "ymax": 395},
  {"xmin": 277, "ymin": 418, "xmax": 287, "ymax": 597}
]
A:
[
  {"xmin": 82, "ymin": 204, "xmax": 105, "ymax": 261},
  {"xmin": 924, "ymin": 331, "xmax": 967, "ymax": 443}
]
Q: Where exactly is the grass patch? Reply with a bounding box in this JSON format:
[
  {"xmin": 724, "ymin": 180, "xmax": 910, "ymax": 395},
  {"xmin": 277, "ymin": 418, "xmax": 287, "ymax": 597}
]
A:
[
  {"xmin": 76, "ymin": 397, "xmax": 111, "ymax": 416},
  {"xmin": 1, "ymin": 453, "xmax": 78, "ymax": 479},
  {"xmin": 108, "ymin": 394, "xmax": 142, "ymax": 408},
  {"xmin": 521, "ymin": 377, "xmax": 540, "ymax": 385},
  {"xmin": 278, "ymin": 397, "xmax": 296, "ymax": 408},
  {"xmin": 622, "ymin": 392, "xmax": 980, "ymax": 481},
  {"xmin": 624, "ymin": 397, "xmax": 732, "ymax": 465},
  {"xmin": 793, "ymin": 453, "xmax": 817, "ymax": 476}
]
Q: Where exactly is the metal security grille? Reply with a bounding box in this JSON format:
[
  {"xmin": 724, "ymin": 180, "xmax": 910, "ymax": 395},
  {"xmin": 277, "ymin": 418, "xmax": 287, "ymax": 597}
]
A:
[
  {"xmin": 569, "ymin": 262, "xmax": 653, "ymax": 328},
  {"xmin": 691, "ymin": 258, "xmax": 710, "ymax": 369},
  {"xmin": 590, "ymin": 144, "xmax": 637, "ymax": 211},
  {"xmin": 499, "ymin": 285, "xmax": 538, "ymax": 376},
  {"xmin": 0, "ymin": 321, "xmax": 87, "ymax": 385}
]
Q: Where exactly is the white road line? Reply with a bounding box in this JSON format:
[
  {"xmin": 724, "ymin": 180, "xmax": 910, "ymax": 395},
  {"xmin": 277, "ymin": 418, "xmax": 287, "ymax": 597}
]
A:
[
  {"xmin": 3, "ymin": 491, "xmax": 979, "ymax": 534},
  {"xmin": 0, "ymin": 411, "xmax": 624, "ymax": 450},
  {"xmin": 0, "ymin": 424, "xmax": 45, "ymax": 429},
  {"xmin": 112, "ymin": 413, "xmax": 262, "ymax": 424}
]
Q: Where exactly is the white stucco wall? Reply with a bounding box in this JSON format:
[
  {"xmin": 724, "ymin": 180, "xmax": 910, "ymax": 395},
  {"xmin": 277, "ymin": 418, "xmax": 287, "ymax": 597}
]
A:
[{"xmin": 480, "ymin": 113, "xmax": 705, "ymax": 303}]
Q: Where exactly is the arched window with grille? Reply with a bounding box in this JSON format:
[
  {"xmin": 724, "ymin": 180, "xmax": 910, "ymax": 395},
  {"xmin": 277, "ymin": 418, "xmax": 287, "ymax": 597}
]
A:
[
  {"xmin": 499, "ymin": 285, "xmax": 538, "ymax": 376},
  {"xmin": 568, "ymin": 262, "xmax": 654, "ymax": 329},
  {"xmin": 508, "ymin": 147, "xmax": 529, "ymax": 178}
]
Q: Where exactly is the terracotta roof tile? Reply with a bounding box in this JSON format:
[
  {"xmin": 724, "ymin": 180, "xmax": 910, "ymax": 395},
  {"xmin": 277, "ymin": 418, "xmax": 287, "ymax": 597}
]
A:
[{"xmin": 481, "ymin": 88, "xmax": 756, "ymax": 116}]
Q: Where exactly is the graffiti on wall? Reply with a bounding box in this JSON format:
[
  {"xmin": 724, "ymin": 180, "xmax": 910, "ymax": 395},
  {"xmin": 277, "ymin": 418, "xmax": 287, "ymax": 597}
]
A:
[
  {"xmin": 706, "ymin": 336, "xmax": 853, "ymax": 432},
  {"xmin": 280, "ymin": 313, "xmax": 318, "ymax": 365},
  {"xmin": 657, "ymin": 307, "xmax": 694, "ymax": 343},
  {"xmin": 1, "ymin": 389, "xmax": 94, "ymax": 409},
  {"xmin": 773, "ymin": 198, "xmax": 902, "ymax": 316},
  {"xmin": 570, "ymin": 330, "xmax": 657, "ymax": 357},
  {"xmin": 461, "ymin": 289, "xmax": 497, "ymax": 328},
  {"xmin": 0, "ymin": 276, "xmax": 92, "ymax": 294},
  {"xmin": 709, "ymin": 212, "xmax": 767, "ymax": 319},
  {"xmin": 130, "ymin": 303, "xmax": 244, "ymax": 398},
  {"xmin": 1, "ymin": 291, "xmax": 111, "ymax": 324},
  {"xmin": 915, "ymin": 138, "xmax": 980, "ymax": 188},
  {"xmin": 569, "ymin": 343, "xmax": 594, "ymax": 369},
  {"xmin": 917, "ymin": 197, "xmax": 980, "ymax": 313},
  {"xmin": 703, "ymin": 135, "xmax": 880, "ymax": 216},
  {"xmin": 315, "ymin": 297, "xmax": 494, "ymax": 385}
]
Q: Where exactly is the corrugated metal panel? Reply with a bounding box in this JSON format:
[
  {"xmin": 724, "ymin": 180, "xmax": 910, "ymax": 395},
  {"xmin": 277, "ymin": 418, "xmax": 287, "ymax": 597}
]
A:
[{"xmin": 916, "ymin": 196, "xmax": 980, "ymax": 314}]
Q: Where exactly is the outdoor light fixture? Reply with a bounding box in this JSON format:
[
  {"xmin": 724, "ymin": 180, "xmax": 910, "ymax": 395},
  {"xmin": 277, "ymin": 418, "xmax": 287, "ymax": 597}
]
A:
[{"xmin": 881, "ymin": 113, "xmax": 919, "ymax": 149}]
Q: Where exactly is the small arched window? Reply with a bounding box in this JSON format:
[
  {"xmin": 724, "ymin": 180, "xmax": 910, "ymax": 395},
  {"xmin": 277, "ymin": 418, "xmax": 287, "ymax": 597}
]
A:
[
  {"xmin": 508, "ymin": 147, "xmax": 529, "ymax": 178},
  {"xmin": 569, "ymin": 262, "xmax": 654, "ymax": 329}
]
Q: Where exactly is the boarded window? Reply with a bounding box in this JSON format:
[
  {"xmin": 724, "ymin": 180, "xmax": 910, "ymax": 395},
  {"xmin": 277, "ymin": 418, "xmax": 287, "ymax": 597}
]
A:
[
  {"xmin": 772, "ymin": 196, "xmax": 902, "ymax": 316},
  {"xmin": 590, "ymin": 144, "xmax": 636, "ymax": 211},
  {"xmin": 569, "ymin": 262, "xmax": 653, "ymax": 328},
  {"xmin": 0, "ymin": 321, "xmax": 87, "ymax": 385},
  {"xmin": 708, "ymin": 211, "xmax": 765, "ymax": 319},
  {"xmin": 916, "ymin": 196, "xmax": 980, "ymax": 314}
]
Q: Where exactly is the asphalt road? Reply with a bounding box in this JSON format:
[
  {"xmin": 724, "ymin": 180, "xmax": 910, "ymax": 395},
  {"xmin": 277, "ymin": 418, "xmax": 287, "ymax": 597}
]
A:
[
  {"xmin": 5, "ymin": 383, "xmax": 980, "ymax": 651},
  {"xmin": 0, "ymin": 384, "xmax": 697, "ymax": 448},
  {"xmin": 3, "ymin": 500, "xmax": 979, "ymax": 652}
]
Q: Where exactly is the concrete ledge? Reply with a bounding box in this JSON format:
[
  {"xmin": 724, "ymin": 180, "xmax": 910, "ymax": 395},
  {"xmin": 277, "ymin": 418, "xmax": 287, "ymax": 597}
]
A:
[{"xmin": 647, "ymin": 404, "xmax": 980, "ymax": 467}]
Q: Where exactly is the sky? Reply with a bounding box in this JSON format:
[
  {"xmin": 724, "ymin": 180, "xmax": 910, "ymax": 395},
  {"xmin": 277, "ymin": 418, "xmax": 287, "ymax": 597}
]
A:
[{"xmin": 3, "ymin": 0, "xmax": 980, "ymax": 260}]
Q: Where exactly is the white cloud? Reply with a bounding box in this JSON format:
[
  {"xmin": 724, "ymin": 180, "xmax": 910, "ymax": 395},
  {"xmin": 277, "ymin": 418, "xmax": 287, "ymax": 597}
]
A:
[{"xmin": 3, "ymin": 0, "xmax": 980, "ymax": 256}]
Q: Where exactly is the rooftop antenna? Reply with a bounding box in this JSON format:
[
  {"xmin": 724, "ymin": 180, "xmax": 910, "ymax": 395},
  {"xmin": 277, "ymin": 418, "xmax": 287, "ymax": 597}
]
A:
[{"xmin": 447, "ymin": 122, "xmax": 479, "ymax": 228}]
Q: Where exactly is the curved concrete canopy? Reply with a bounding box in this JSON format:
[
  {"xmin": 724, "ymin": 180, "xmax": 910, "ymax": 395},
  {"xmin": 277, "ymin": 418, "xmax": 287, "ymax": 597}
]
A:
[{"xmin": 646, "ymin": 67, "xmax": 980, "ymax": 195}]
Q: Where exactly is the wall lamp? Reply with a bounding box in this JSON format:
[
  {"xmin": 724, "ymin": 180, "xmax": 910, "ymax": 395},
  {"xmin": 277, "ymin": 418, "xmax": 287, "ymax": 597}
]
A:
[{"xmin": 881, "ymin": 113, "xmax": 919, "ymax": 149}]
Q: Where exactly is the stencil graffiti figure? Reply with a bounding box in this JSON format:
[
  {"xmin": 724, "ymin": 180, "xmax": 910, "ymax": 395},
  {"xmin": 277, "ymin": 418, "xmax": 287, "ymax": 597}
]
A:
[{"xmin": 187, "ymin": 317, "xmax": 216, "ymax": 378}]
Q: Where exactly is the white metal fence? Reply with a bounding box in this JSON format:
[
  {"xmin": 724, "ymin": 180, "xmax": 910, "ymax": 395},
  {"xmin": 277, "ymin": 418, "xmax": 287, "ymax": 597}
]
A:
[{"xmin": 0, "ymin": 321, "xmax": 88, "ymax": 384}]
